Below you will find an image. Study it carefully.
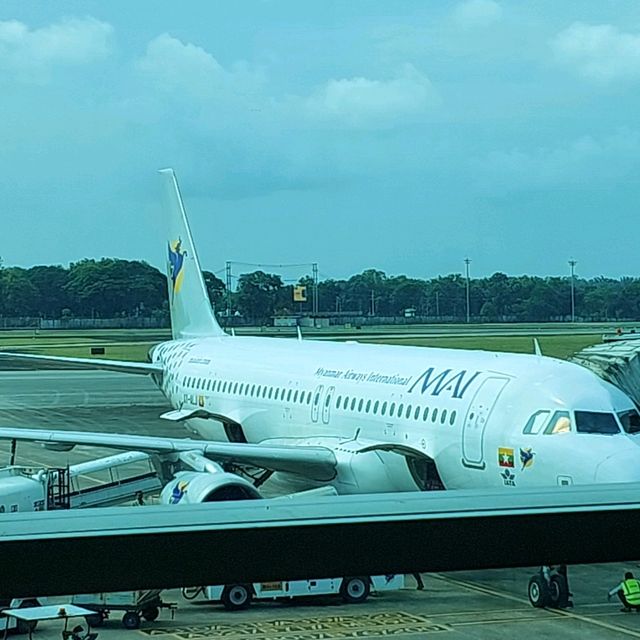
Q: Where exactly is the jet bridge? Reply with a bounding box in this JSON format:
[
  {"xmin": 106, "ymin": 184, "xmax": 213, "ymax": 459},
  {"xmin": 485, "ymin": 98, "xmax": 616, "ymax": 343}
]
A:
[
  {"xmin": 571, "ymin": 340, "xmax": 640, "ymax": 406},
  {"xmin": 1, "ymin": 482, "xmax": 640, "ymax": 598}
]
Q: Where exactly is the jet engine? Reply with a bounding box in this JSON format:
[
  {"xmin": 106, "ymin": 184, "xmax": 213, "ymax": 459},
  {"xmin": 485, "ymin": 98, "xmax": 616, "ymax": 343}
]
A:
[{"xmin": 161, "ymin": 471, "xmax": 261, "ymax": 504}]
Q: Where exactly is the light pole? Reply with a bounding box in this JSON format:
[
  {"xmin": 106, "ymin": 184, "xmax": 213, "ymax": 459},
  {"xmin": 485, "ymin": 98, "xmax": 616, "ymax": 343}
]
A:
[
  {"xmin": 464, "ymin": 257, "xmax": 471, "ymax": 324},
  {"xmin": 568, "ymin": 259, "xmax": 577, "ymax": 322}
]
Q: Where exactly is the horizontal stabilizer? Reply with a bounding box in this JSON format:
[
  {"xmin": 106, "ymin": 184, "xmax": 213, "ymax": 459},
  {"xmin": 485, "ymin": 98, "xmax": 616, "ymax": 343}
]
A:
[
  {"xmin": 0, "ymin": 352, "xmax": 163, "ymax": 376},
  {"xmin": 160, "ymin": 409, "xmax": 210, "ymax": 422}
]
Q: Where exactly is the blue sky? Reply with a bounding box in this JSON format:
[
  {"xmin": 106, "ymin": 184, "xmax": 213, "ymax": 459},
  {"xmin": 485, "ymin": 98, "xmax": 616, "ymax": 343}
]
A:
[{"xmin": 2, "ymin": 1, "xmax": 640, "ymax": 282}]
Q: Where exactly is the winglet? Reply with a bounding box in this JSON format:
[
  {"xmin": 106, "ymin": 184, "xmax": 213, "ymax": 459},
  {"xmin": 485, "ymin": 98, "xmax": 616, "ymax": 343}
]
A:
[{"xmin": 533, "ymin": 338, "xmax": 543, "ymax": 356}]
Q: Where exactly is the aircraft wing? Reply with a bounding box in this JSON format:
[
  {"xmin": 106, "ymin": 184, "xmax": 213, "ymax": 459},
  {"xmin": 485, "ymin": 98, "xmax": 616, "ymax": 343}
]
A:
[
  {"xmin": 0, "ymin": 428, "xmax": 337, "ymax": 482},
  {"xmin": 0, "ymin": 352, "xmax": 162, "ymax": 376}
]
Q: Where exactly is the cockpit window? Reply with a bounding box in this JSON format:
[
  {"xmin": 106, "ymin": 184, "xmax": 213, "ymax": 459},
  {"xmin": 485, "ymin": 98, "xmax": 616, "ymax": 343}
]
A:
[
  {"xmin": 544, "ymin": 411, "xmax": 571, "ymax": 435},
  {"xmin": 618, "ymin": 410, "xmax": 640, "ymax": 435},
  {"xmin": 523, "ymin": 410, "xmax": 550, "ymax": 435},
  {"xmin": 575, "ymin": 411, "xmax": 620, "ymax": 435}
]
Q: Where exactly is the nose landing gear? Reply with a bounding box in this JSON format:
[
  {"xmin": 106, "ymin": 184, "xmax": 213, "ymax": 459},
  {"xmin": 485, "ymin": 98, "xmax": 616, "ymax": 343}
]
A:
[{"xmin": 528, "ymin": 565, "xmax": 572, "ymax": 609}]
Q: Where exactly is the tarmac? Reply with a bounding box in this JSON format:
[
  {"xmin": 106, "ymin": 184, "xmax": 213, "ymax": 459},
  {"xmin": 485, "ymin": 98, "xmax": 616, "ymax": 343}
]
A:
[{"xmin": 0, "ymin": 370, "xmax": 639, "ymax": 639}]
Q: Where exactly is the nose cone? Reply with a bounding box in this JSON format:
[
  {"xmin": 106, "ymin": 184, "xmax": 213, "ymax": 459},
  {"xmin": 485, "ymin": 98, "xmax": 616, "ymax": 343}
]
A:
[{"xmin": 595, "ymin": 447, "xmax": 640, "ymax": 483}]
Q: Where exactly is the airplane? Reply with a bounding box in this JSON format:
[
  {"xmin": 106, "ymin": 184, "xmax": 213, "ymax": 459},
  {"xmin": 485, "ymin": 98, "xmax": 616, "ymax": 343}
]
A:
[{"xmin": 1, "ymin": 168, "xmax": 640, "ymax": 504}]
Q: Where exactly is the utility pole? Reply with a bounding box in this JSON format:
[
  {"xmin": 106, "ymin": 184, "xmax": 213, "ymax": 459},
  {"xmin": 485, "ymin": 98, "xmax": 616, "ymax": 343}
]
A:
[
  {"xmin": 370, "ymin": 290, "xmax": 375, "ymax": 316},
  {"xmin": 568, "ymin": 259, "xmax": 577, "ymax": 322},
  {"xmin": 312, "ymin": 263, "xmax": 319, "ymax": 316},
  {"xmin": 225, "ymin": 261, "xmax": 232, "ymax": 316},
  {"xmin": 464, "ymin": 257, "xmax": 471, "ymax": 324},
  {"xmin": 435, "ymin": 291, "xmax": 440, "ymax": 319}
]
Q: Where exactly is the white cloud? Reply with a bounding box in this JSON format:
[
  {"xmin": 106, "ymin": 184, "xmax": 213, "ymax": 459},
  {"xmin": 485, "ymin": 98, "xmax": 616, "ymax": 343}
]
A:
[
  {"xmin": 477, "ymin": 129, "xmax": 640, "ymax": 192},
  {"xmin": 303, "ymin": 64, "xmax": 439, "ymax": 128},
  {"xmin": 454, "ymin": 0, "xmax": 502, "ymax": 29},
  {"xmin": 553, "ymin": 22, "xmax": 640, "ymax": 81},
  {"xmin": 0, "ymin": 17, "xmax": 113, "ymax": 80},
  {"xmin": 136, "ymin": 34, "xmax": 265, "ymax": 99}
]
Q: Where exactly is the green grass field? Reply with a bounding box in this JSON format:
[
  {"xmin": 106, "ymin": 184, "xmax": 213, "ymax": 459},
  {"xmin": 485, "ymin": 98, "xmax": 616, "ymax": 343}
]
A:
[{"xmin": 0, "ymin": 327, "xmax": 604, "ymax": 362}]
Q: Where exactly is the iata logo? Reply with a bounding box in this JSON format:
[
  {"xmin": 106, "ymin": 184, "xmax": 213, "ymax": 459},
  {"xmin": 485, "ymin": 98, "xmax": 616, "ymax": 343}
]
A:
[{"xmin": 168, "ymin": 238, "xmax": 187, "ymax": 296}]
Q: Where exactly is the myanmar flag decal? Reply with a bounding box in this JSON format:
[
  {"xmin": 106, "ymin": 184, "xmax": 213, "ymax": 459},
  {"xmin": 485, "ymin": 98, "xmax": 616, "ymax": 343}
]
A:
[{"xmin": 498, "ymin": 447, "xmax": 515, "ymax": 468}]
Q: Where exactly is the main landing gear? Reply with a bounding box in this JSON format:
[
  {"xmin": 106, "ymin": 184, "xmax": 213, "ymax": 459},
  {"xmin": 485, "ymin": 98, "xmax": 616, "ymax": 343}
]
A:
[{"xmin": 528, "ymin": 565, "xmax": 572, "ymax": 609}]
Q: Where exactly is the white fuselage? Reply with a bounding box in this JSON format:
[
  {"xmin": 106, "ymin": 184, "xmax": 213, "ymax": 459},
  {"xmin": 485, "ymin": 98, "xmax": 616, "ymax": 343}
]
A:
[{"xmin": 151, "ymin": 336, "xmax": 640, "ymax": 494}]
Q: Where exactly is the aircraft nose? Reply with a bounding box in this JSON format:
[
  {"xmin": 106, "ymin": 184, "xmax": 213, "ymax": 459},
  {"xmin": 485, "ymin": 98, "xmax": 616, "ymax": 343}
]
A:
[{"xmin": 595, "ymin": 449, "xmax": 640, "ymax": 483}]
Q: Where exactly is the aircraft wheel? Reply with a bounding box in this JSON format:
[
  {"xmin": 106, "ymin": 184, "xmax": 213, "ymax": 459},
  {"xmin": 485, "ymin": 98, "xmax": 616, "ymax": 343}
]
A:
[
  {"xmin": 548, "ymin": 574, "xmax": 569, "ymax": 609},
  {"xmin": 221, "ymin": 584, "xmax": 252, "ymax": 611},
  {"xmin": 85, "ymin": 613, "xmax": 104, "ymax": 627},
  {"xmin": 142, "ymin": 606, "xmax": 160, "ymax": 622},
  {"xmin": 340, "ymin": 577, "xmax": 370, "ymax": 604},
  {"xmin": 122, "ymin": 611, "xmax": 141, "ymax": 629},
  {"xmin": 528, "ymin": 574, "xmax": 550, "ymax": 608}
]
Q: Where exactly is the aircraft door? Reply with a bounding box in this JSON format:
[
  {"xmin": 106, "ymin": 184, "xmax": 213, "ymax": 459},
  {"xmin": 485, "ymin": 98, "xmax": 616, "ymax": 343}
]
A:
[
  {"xmin": 311, "ymin": 385, "xmax": 324, "ymax": 423},
  {"xmin": 462, "ymin": 376, "xmax": 509, "ymax": 469},
  {"xmin": 322, "ymin": 386, "xmax": 335, "ymax": 424}
]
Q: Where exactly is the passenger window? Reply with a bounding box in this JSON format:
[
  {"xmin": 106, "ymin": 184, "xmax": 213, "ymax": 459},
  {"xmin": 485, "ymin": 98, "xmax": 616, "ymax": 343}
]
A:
[
  {"xmin": 293, "ymin": 390, "xmax": 299, "ymax": 403},
  {"xmin": 414, "ymin": 406, "xmax": 420, "ymax": 420},
  {"xmin": 222, "ymin": 382, "xmax": 228, "ymax": 393},
  {"xmin": 405, "ymin": 405, "xmax": 412, "ymax": 419},
  {"xmin": 358, "ymin": 399, "xmax": 364, "ymax": 412},
  {"xmin": 274, "ymin": 388, "xmax": 280, "ymax": 400},
  {"xmin": 343, "ymin": 396, "xmax": 349, "ymax": 410},
  {"xmin": 423, "ymin": 407, "xmax": 429, "ymax": 421},
  {"xmin": 268, "ymin": 387, "xmax": 273, "ymax": 399},
  {"xmin": 351, "ymin": 398, "xmax": 357, "ymax": 411},
  {"xmin": 233, "ymin": 382, "xmax": 238, "ymax": 394},
  {"xmin": 523, "ymin": 410, "xmax": 550, "ymax": 434},
  {"xmin": 307, "ymin": 391, "xmax": 312, "ymax": 404},
  {"xmin": 262, "ymin": 386, "xmax": 268, "ymax": 398},
  {"xmin": 441, "ymin": 409, "xmax": 447, "ymax": 424},
  {"xmin": 287, "ymin": 389, "xmax": 292, "ymax": 402},
  {"xmin": 336, "ymin": 395, "xmax": 342, "ymax": 409},
  {"xmin": 449, "ymin": 410, "xmax": 456, "ymax": 425},
  {"xmin": 398, "ymin": 404, "xmax": 404, "ymax": 418},
  {"xmin": 544, "ymin": 411, "xmax": 572, "ymax": 435},
  {"xmin": 365, "ymin": 400, "xmax": 371, "ymax": 413},
  {"xmin": 432, "ymin": 408, "xmax": 438, "ymax": 422},
  {"xmin": 251, "ymin": 384, "xmax": 256, "ymax": 396},
  {"xmin": 390, "ymin": 402, "xmax": 396, "ymax": 417},
  {"xmin": 373, "ymin": 400, "xmax": 379, "ymax": 414},
  {"xmin": 381, "ymin": 401, "xmax": 387, "ymax": 416}
]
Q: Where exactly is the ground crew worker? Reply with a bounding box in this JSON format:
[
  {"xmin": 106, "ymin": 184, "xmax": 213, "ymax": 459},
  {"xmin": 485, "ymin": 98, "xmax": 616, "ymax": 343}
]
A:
[{"xmin": 608, "ymin": 571, "xmax": 640, "ymax": 611}]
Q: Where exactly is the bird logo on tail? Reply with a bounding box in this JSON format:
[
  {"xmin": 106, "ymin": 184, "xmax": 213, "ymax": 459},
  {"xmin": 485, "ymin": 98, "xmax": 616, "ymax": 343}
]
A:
[{"xmin": 168, "ymin": 238, "xmax": 187, "ymax": 298}]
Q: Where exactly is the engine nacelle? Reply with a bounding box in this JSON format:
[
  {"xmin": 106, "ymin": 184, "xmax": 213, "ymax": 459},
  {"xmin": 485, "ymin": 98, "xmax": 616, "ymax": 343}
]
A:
[{"xmin": 161, "ymin": 471, "xmax": 261, "ymax": 504}]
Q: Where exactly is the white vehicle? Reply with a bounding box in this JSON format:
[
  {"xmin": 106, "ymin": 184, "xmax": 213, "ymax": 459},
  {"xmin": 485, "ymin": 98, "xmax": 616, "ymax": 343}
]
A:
[
  {"xmin": 183, "ymin": 575, "xmax": 404, "ymax": 611},
  {"xmin": 2, "ymin": 170, "xmax": 640, "ymax": 500},
  {"xmin": 0, "ymin": 453, "xmax": 160, "ymax": 514}
]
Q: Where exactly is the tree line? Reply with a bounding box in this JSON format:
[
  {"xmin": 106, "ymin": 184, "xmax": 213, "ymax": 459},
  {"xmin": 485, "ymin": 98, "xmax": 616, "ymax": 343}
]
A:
[{"xmin": 1, "ymin": 258, "xmax": 639, "ymax": 323}]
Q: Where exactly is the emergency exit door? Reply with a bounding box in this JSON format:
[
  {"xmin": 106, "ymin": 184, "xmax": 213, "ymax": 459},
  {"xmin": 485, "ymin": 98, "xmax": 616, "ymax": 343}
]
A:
[{"xmin": 462, "ymin": 376, "xmax": 509, "ymax": 469}]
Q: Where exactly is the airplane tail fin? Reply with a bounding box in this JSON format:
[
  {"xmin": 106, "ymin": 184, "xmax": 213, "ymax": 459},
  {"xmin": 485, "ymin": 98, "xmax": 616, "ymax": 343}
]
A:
[{"xmin": 159, "ymin": 169, "xmax": 225, "ymax": 339}]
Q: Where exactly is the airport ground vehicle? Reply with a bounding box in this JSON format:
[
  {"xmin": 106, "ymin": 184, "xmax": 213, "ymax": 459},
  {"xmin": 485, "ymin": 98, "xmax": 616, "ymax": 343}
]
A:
[
  {"xmin": 182, "ymin": 575, "xmax": 404, "ymax": 611},
  {"xmin": 71, "ymin": 590, "xmax": 174, "ymax": 629},
  {"xmin": 1, "ymin": 604, "xmax": 97, "ymax": 640}
]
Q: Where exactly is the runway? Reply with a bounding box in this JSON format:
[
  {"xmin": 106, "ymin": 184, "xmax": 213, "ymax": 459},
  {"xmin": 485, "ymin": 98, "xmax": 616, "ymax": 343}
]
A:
[{"xmin": 0, "ymin": 370, "xmax": 638, "ymax": 639}]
